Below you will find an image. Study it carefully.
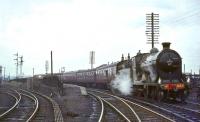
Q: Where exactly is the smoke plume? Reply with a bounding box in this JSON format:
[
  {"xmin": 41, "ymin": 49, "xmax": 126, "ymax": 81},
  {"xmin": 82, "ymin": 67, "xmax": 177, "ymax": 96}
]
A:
[{"xmin": 110, "ymin": 68, "xmax": 133, "ymax": 95}]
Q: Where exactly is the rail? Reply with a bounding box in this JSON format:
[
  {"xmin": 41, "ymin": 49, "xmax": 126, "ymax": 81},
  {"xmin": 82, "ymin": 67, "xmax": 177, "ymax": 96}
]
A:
[
  {"xmin": 20, "ymin": 89, "xmax": 39, "ymax": 122},
  {"xmin": 32, "ymin": 91, "xmax": 64, "ymax": 122},
  {"xmin": 101, "ymin": 97, "xmax": 131, "ymax": 122},
  {"xmin": 88, "ymin": 92, "xmax": 104, "ymax": 122},
  {"xmin": 122, "ymin": 98, "xmax": 175, "ymax": 122},
  {"xmin": 89, "ymin": 89, "xmax": 175, "ymax": 122},
  {"xmin": 132, "ymin": 98, "xmax": 194, "ymax": 122},
  {"xmin": 89, "ymin": 89, "xmax": 141, "ymax": 122},
  {"xmin": 0, "ymin": 90, "xmax": 21, "ymax": 119}
]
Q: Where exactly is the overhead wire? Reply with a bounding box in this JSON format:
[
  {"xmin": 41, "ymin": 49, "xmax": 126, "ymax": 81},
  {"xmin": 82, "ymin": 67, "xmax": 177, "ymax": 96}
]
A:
[
  {"xmin": 162, "ymin": 3, "xmax": 200, "ymax": 26},
  {"xmin": 160, "ymin": 1, "xmax": 200, "ymax": 69}
]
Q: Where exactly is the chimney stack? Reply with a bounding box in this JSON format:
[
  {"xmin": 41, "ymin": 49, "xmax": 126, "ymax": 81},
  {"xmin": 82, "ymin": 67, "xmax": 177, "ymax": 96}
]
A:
[
  {"xmin": 128, "ymin": 53, "xmax": 130, "ymax": 60},
  {"xmin": 121, "ymin": 54, "xmax": 124, "ymax": 61},
  {"xmin": 162, "ymin": 42, "xmax": 171, "ymax": 50}
]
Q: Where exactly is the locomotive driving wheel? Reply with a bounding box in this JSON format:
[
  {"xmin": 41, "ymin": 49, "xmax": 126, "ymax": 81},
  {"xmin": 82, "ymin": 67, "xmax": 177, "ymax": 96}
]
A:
[
  {"xmin": 157, "ymin": 90, "xmax": 164, "ymax": 102},
  {"xmin": 179, "ymin": 90, "xmax": 186, "ymax": 102},
  {"xmin": 143, "ymin": 88, "xmax": 148, "ymax": 99},
  {"xmin": 154, "ymin": 86, "xmax": 162, "ymax": 101}
]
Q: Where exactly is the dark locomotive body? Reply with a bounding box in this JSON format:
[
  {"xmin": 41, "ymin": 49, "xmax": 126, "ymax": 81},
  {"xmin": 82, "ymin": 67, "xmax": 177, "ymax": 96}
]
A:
[
  {"xmin": 156, "ymin": 43, "xmax": 186, "ymax": 100},
  {"xmin": 47, "ymin": 42, "xmax": 188, "ymax": 101},
  {"xmin": 130, "ymin": 42, "xmax": 187, "ymax": 101}
]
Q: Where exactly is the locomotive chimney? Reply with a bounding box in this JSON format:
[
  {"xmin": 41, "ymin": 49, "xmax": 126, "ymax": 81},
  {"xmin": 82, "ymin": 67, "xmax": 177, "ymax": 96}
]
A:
[
  {"xmin": 121, "ymin": 54, "xmax": 124, "ymax": 61},
  {"xmin": 162, "ymin": 42, "xmax": 171, "ymax": 50},
  {"xmin": 128, "ymin": 53, "xmax": 130, "ymax": 60}
]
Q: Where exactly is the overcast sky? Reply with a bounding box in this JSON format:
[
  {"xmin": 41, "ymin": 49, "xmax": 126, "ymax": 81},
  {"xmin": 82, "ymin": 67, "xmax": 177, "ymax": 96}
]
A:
[{"xmin": 0, "ymin": 0, "xmax": 200, "ymax": 76}]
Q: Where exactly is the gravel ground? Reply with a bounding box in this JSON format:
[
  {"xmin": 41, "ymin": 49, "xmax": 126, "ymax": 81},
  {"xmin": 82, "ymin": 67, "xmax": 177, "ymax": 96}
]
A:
[
  {"xmin": 32, "ymin": 81, "xmax": 95, "ymax": 122},
  {"xmin": 57, "ymin": 84, "xmax": 95, "ymax": 122}
]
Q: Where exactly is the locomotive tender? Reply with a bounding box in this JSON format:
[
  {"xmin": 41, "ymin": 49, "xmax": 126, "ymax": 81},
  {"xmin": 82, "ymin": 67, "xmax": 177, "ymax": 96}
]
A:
[{"xmin": 58, "ymin": 42, "xmax": 188, "ymax": 101}]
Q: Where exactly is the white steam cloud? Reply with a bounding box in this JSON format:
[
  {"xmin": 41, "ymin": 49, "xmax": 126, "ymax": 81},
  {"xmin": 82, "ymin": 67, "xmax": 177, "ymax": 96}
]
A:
[
  {"xmin": 141, "ymin": 52, "xmax": 159, "ymax": 82},
  {"xmin": 110, "ymin": 68, "xmax": 133, "ymax": 95}
]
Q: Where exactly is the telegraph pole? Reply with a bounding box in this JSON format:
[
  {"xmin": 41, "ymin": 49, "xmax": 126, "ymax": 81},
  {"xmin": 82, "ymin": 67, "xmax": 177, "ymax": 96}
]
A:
[
  {"xmin": 51, "ymin": 51, "xmax": 53, "ymax": 76},
  {"xmin": 14, "ymin": 53, "xmax": 19, "ymax": 78},
  {"xmin": 61, "ymin": 67, "xmax": 65, "ymax": 95},
  {"xmin": 146, "ymin": 13, "xmax": 159, "ymax": 48},
  {"xmin": 32, "ymin": 68, "xmax": 34, "ymax": 90},
  {"xmin": 8, "ymin": 73, "xmax": 10, "ymax": 81},
  {"xmin": 19, "ymin": 56, "xmax": 24, "ymax": 77},
  {"xmin": 3, "ymin": 67, "xmax": 5, "ymax": 81}
]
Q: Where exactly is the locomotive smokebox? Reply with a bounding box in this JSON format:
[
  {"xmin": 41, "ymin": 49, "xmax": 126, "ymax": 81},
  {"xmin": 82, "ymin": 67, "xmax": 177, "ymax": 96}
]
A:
[{"xmin": 162, "ymin": 42, "xmax": 171, "ymax": 50}]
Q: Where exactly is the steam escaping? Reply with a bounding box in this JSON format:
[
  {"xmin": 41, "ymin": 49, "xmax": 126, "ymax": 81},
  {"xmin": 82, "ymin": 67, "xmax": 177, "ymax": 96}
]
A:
[
  {"xmin": 141, "ymin": 64, "xmax": 158, "ymax": 82},
  {"xmin": 141, "ymin": 53, "xmax": 159, "ymax": 82},
  {"xmin": 110, "ymin": 68, "xmax": 133, "ymax": 95}
]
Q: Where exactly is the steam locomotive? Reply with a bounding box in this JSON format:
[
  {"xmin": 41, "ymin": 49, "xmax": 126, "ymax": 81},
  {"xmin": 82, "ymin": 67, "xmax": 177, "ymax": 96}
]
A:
[
  {"xmin": 44, "ymin": 42, "xmax": 189, "ymax": 101},
  {"xmin": 130, "ymin": 42, "xmax": 188, "ymax": 101}
]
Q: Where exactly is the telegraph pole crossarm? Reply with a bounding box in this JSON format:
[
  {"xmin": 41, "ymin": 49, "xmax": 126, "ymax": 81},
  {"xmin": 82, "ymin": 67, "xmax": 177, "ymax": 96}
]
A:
[{"xmin": 146, "ymin": 12, "xmax": 160, "ymax": 48}]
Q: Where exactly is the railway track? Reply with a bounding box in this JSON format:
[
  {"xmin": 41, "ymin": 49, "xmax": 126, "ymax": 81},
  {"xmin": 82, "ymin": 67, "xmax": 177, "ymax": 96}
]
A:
[
  {"xmin": 161, "ymin": 102, "xmax": 200, "ymax": 122},
  {"xmin": 88, "ymin": 92, "xmax": 104, "ymax": 122},
  {"xmin": 0, "ymin": 90, "xmax": 21, "ymax": 119},
  {"xmin": 126, "ymin": 97, "xmax": 200, "ymax": 122},
  {"xmin": 21, "ymin": 89, "xmax": 39, "ymax": 122},
  {"xmin": 186, "ymin": 100, "xmax": 200, "ymax": 107},
  {"xmin": 0, "ymin": 89, "xmax": 39, "ymax": 122},
  {"xmin": 1, "ymin": 83, "xmax": 63, "ymax": 122},
  {"xmin": 88, "ymin": 89, "xmax": 173, "ymax": 122},
  {"xmin": 32, "ymin": 91, "xmax": 63, "ymax": 122},
  {"xmin": 88, "ymin": 90, "xmax": 136, "ymax": 122}
]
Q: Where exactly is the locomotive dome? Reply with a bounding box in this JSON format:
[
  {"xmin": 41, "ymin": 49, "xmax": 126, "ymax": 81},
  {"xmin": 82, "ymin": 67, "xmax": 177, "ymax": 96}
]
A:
[{"xmin": 150, "ymin": 47, "xmax": 159, "ymax": 53}]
